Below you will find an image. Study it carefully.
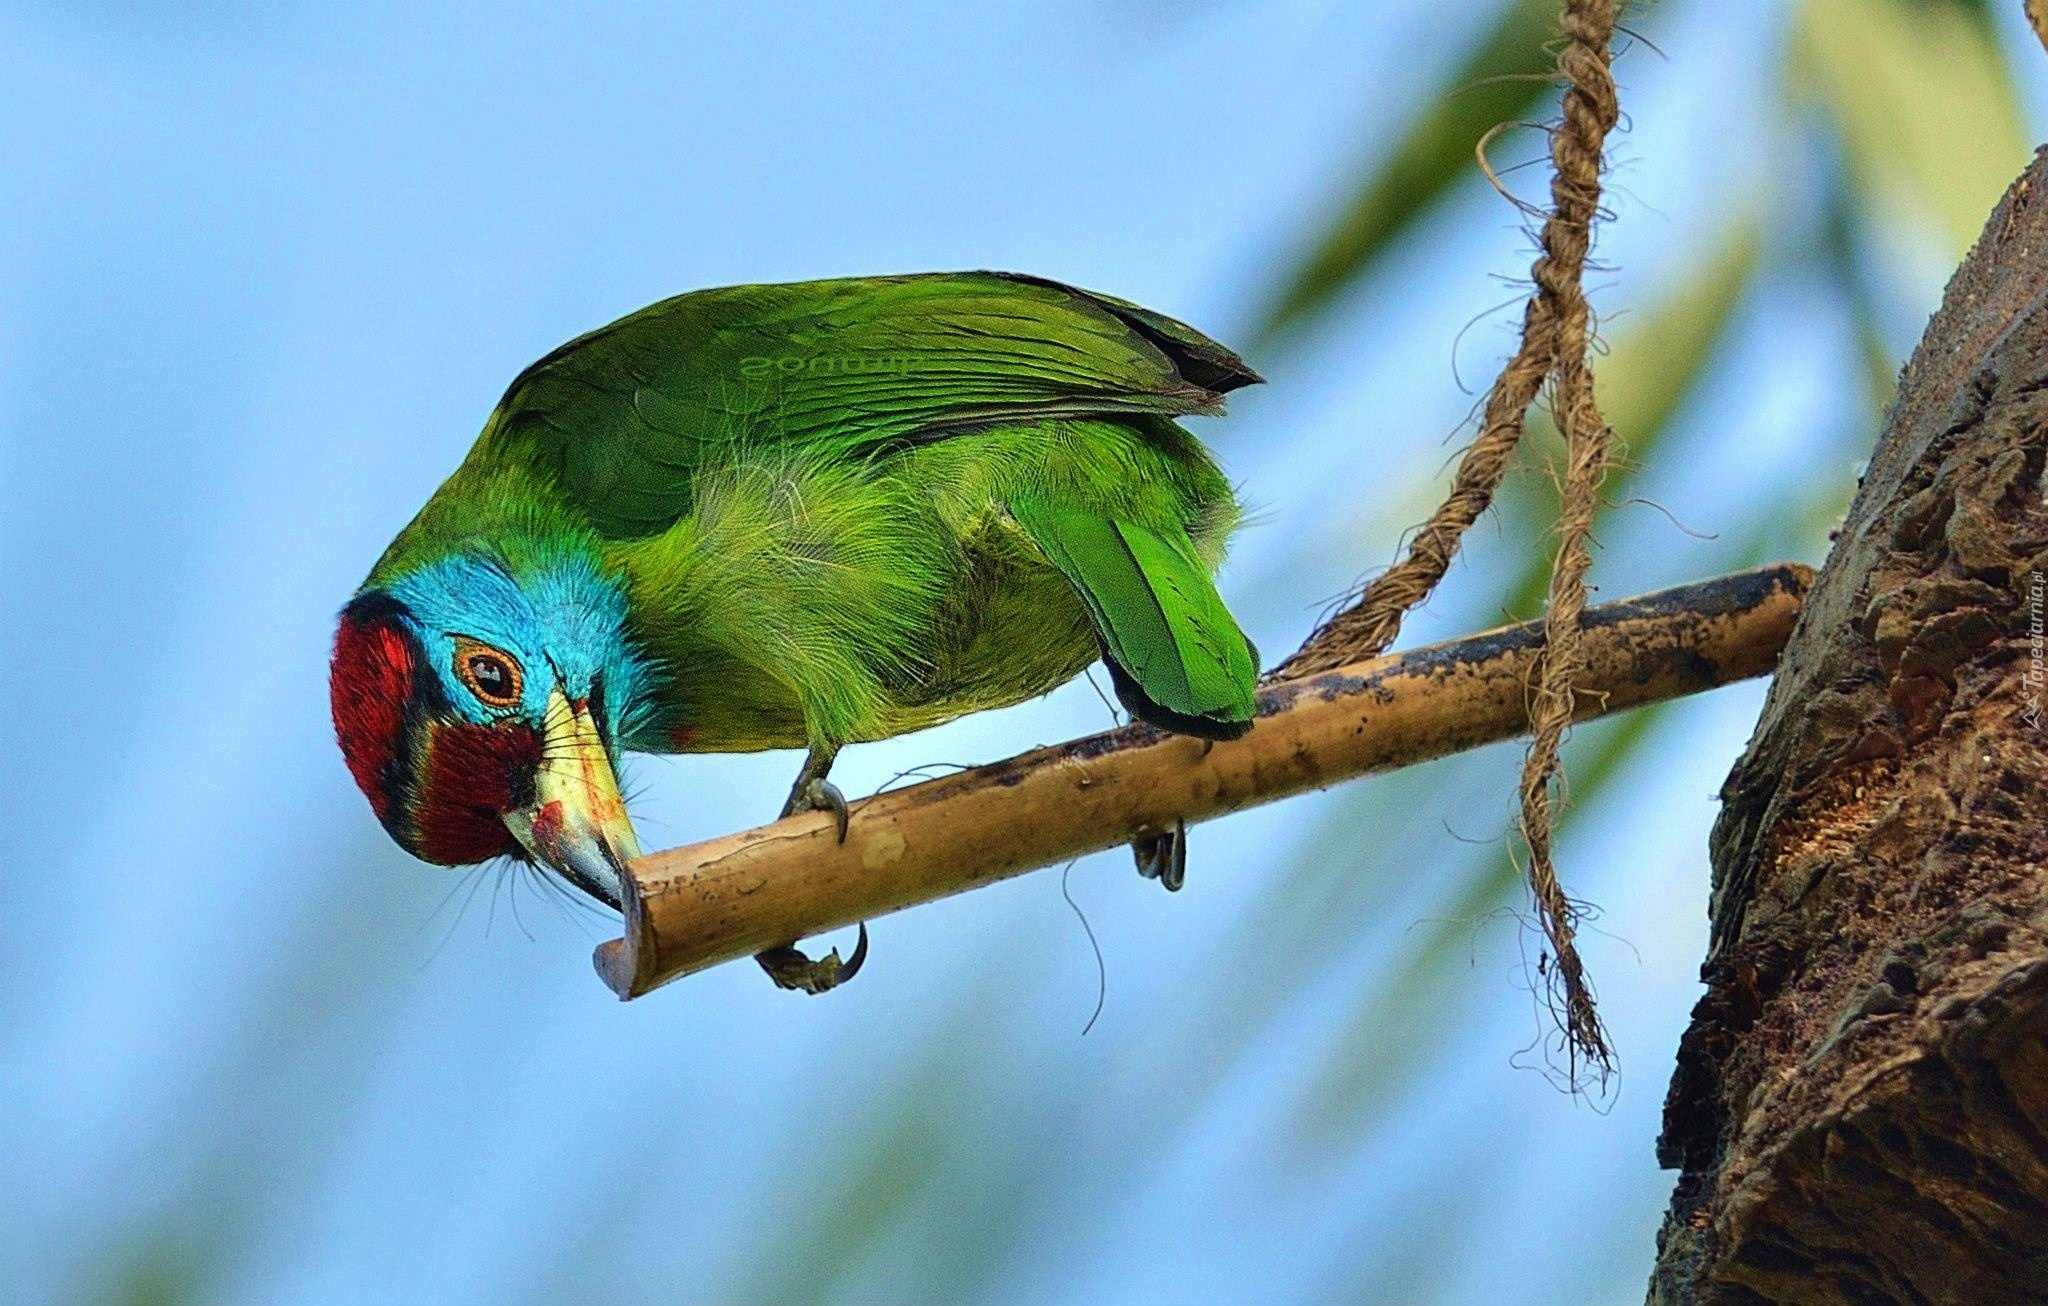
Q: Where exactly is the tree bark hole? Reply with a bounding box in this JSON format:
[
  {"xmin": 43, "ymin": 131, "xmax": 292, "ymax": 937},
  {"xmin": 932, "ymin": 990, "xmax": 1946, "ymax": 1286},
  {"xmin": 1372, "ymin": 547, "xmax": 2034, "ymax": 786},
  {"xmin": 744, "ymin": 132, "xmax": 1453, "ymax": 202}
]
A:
[{"xmin": 1651, "ymin": 150, "xmax": 2048, "ymax": 1305}]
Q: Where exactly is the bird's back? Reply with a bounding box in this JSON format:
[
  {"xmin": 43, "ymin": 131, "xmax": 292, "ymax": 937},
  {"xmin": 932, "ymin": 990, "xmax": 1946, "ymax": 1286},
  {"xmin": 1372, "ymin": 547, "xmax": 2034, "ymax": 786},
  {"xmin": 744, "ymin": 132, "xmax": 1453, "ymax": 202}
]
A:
[{"xmin": 379, "ymin": 273, "xmax": 1261, "ymax": 755}]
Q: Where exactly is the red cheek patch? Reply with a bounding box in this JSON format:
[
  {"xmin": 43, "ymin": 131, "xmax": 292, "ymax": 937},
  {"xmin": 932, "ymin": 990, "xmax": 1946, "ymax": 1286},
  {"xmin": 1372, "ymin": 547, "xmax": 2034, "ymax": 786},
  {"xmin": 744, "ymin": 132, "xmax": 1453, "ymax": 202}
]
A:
[
  {"xmin": 333, "ymin": 604, "xmax": 543, "ymax": 867},
  {"xmin": 331, "ymin": 612, "xmax": 414, "ymax": 822},
  {"xmin": 411, "ymin": 720, "xmax": 543, "ymax": 865}
]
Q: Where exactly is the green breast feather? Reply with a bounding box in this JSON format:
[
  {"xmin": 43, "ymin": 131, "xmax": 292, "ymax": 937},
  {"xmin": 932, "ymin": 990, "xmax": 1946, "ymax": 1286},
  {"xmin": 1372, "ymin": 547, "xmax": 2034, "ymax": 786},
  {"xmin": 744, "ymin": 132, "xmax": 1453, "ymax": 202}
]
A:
[{"xmin": 380, "ymin": 271, "xmax": 1261, "ymax": 754}]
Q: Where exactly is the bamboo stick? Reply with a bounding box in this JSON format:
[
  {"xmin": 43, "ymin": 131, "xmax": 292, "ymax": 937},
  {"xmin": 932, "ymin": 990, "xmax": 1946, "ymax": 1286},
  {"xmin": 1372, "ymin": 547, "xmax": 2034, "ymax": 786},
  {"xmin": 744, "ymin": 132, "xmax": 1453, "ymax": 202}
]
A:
[{"xmin": 595, "ymin": 563, "xmax": 1813, "ymax": 999}]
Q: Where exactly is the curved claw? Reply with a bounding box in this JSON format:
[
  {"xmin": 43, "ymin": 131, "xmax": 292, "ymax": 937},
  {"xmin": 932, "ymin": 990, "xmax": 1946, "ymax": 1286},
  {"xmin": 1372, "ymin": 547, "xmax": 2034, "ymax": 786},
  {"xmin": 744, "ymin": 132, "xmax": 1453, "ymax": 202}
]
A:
[
  {"xmin": 1131, "ymin": 820, "xmax": 1188, "ymax": 892},
  {"xmin": 754, "ymin": 922, "xmax": 869, "ymax": 995},
  {"xmin": 786, "ymin": 778, "xmax": 850, "ymax": 844}
]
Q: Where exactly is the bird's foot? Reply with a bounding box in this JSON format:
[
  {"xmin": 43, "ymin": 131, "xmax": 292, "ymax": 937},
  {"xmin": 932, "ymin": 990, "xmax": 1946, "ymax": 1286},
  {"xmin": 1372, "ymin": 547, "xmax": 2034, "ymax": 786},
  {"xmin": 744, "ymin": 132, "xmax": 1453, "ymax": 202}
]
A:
[
  {"xmin": 760, "ymin": 765, "xmax": 859, "ymax": 993},
  {"xmin": 783, "ymin": 776, "xmax": 850, "ymax": 843},
  {"xmin": 754, "ymin": 923, "xmax": 869, "ymax": 995},
  {"xmin": 1132, "ymin": 819, "xmax": 1188, "ymax": 892}
]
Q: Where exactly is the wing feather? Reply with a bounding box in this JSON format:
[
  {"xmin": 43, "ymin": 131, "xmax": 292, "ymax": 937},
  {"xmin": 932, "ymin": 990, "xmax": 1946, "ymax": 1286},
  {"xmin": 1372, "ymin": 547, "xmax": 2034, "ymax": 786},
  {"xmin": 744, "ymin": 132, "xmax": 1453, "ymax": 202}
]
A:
[{"xmin": 475, "ymin": 272, "xmax": 1259, "ymax": 538}]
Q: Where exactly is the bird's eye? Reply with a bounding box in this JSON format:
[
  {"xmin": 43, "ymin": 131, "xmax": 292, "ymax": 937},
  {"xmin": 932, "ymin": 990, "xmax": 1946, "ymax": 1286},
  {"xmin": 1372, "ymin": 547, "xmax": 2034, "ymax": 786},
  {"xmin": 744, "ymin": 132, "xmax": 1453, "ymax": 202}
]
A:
[{"xmin": 453, "ymin": 639, "xmax": 523, "ymax": 708}]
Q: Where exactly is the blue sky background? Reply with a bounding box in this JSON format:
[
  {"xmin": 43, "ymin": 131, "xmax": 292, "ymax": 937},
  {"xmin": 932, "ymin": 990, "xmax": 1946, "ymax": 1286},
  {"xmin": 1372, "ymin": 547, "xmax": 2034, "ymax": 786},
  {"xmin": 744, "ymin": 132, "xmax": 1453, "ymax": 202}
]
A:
[{"xmin": 3, "ymin": 2, "xmax": 2040, "ymax": 1303}]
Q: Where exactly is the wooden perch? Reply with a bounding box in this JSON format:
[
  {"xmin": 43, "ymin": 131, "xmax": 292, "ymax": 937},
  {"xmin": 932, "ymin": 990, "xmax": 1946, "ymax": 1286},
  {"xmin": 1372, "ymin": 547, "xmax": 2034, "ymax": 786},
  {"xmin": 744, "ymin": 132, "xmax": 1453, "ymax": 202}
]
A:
[{"xmin": 595, "ymin": 563, "xmax": 1813, "ymax": 999}]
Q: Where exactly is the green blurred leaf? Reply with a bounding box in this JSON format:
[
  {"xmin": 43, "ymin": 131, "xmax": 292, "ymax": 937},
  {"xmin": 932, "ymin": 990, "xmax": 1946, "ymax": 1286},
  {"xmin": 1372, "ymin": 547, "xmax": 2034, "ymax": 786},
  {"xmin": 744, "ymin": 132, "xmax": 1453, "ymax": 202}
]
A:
[
  {"xmin": 1730, "ymin": 464, "xmax": 1857, "ymax": 571},
  {"xmin": 1285, "ymin": 700, "xmax": 1669, "ymax": 1150},
  {"xmin": 1792, "ymin": 0, "xmax": 2030, "ymax": 258},
  {"xmin": 715, "ymin": 963, "xmax": 1052, "ymax": 1306},
  {"xmin": 1083, "ymin": 755, "xmax": 1500, "ymax": 1164},
  {"xmin": 1499, "ymin": 218, "xmax": 1763, "ymax": 619},
  {"xmin": 1256, "ymin": 0, "xmax": 1560, "ymax": 343},
  {"xmin": 1149, "ymin": 220, "xmax": 1760, "ymax": 1155},
  {"xmin": 86, "ymin": 1237, "xmax": 205, "ymax": 1306},
  {"xmin": 735, "ymin": 1098, "xmax": 953, "ymax": 1306},
  {"xmin": 1818, "ymin": 165, "xmax": 1905, "ymax": 419}
]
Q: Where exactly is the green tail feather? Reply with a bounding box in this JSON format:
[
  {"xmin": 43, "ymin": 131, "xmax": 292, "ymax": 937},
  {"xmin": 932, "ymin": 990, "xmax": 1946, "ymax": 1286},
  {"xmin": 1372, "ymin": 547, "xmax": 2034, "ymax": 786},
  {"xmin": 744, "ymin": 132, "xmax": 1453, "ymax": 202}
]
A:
[{"xmin": 1011, "ymin": 498, "xmax": 1258, "ymax": 739}]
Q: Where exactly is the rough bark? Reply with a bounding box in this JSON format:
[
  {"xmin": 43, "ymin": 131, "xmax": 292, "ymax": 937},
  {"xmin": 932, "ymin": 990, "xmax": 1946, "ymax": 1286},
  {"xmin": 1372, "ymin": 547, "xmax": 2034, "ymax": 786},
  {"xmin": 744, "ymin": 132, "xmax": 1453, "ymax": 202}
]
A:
[{"xmin": 1651, "ymin": 150, "xmax": 2048, "ymax": 1304}]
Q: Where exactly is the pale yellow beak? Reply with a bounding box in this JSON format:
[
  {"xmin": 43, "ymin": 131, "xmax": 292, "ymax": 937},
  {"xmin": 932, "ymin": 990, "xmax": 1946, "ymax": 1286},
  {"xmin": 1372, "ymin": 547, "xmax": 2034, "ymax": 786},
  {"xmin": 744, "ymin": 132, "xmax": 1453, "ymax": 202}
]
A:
[{"xmin": 501, "ymin": 685, "xmax": 641, "ymax": 910}]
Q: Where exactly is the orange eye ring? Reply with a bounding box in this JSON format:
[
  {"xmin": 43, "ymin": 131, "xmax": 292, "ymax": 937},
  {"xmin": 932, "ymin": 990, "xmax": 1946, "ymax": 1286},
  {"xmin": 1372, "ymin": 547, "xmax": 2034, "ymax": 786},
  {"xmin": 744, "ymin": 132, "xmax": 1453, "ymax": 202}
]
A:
[{"xmin": 452, "ymin": 638, "xmax": 524, "ymax": 709}]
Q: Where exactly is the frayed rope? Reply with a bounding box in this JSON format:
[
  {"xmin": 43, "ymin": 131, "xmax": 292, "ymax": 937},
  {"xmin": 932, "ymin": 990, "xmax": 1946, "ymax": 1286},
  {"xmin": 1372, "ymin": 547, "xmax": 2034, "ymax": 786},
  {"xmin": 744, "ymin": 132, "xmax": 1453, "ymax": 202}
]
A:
[{"xmin": 1275, "ymin": 0, "xmax": 1622, "ymax": 1083}]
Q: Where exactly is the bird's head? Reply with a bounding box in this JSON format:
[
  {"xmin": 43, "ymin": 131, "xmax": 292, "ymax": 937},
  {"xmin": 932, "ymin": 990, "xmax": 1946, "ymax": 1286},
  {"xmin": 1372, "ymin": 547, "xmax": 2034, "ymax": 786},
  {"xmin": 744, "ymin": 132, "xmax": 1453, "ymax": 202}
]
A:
[{"xmin": 329, "ymin": 551, "xmax": 653, "ymax": 910}]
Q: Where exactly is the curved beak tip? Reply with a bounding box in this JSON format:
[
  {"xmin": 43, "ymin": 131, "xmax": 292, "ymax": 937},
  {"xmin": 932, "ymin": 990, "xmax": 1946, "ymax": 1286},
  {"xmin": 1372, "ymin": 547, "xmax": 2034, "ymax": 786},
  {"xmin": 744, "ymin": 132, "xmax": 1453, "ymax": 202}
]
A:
[{"xmin": 503, "ymin": 688, "xmax": 641, "ymax": 912}]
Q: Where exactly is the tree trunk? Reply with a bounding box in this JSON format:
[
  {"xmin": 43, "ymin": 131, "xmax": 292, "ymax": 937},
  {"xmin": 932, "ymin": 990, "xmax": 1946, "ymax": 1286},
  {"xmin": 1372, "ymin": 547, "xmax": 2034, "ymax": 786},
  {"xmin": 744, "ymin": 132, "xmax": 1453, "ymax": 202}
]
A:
[{"xmin": 1650, "ymin": 151, "xmax": 2048, "ymax": 1303}]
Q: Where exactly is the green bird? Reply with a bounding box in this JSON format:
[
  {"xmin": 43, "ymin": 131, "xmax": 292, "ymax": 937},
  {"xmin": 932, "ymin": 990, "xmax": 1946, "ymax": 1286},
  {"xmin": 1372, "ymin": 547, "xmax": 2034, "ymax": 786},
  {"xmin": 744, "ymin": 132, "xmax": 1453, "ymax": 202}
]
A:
[{"xmin": 330, "ymin": 272, "xmax": 1260, "ymax": 991}]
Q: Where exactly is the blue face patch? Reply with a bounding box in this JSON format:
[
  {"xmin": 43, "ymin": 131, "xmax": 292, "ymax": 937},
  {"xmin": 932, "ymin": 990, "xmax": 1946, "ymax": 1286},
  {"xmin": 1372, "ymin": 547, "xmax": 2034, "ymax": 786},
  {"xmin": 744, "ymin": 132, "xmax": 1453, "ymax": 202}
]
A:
[{"xmin": 381, "ymin": 551, "xmax": 654, "ymax": 745}]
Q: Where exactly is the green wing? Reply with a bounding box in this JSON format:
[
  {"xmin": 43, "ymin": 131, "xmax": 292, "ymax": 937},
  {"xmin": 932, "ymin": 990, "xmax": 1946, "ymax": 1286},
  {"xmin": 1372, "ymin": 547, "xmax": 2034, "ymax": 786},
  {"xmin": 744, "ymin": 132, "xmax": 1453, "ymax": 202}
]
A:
[
  {"xmin": 1010, "ymin": 498, "xmax": 1258, "ymax": 739},
  {"xmin": 477, "ymin": 271, "xmax": 1259, "ymax": 537}
]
